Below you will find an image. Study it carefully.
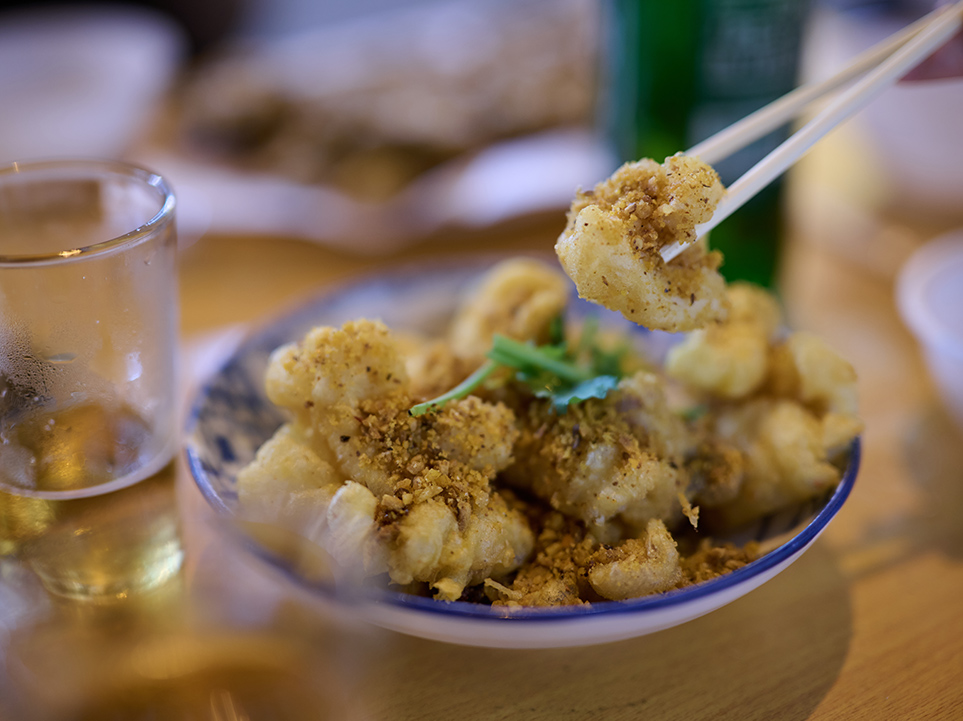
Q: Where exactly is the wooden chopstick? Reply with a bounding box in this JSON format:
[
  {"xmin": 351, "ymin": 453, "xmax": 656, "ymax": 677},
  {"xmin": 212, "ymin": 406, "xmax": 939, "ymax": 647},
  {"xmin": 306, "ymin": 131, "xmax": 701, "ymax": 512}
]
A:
[
  {"xmin": 660, "ymin": 0, "xmax": 963, "ymax": 264},
  {"xmin": 687, "ymin": 3, "xmax": 955, "ymax": 166}
]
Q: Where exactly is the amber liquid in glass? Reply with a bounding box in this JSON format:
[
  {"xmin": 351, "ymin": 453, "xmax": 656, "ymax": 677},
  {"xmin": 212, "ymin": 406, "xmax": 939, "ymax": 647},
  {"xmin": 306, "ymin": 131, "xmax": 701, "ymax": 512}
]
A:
[{"xmin": 0, "ymin": 402, "xmax": 183, "ymax": 599}]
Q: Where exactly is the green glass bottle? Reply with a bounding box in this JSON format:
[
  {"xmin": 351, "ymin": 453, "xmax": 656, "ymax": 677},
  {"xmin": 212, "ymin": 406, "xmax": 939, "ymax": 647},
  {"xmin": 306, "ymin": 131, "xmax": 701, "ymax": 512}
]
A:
[{"xmin": 600, "ymin": 0, "xmax": 810, "ymax": 288}]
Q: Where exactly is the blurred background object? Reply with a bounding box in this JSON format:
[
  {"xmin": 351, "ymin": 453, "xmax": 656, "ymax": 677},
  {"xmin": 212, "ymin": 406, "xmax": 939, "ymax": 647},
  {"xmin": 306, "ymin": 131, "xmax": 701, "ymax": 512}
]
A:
[
  {"xmin": 0, "ymin": 0, "xmax": 610, "ymax": 250},
  {"xmin": 0, "ymin": 0, "xmax": 959, "ymax": 255},
  {"xmin": 148, "ymin": 0, "xmax": 609, "ymax": 250},
  {"xmin": 897, "ymin": 229, "xmax": 963, "ymax": 434},
  {"xmin": 803, "ymin": 0, "xmax": 963, "ymax": 224},
  {"xmin": 790, "ymin": 0, "xmax": 963, "ymax": 285},
  {"xmin": 175, "ymin": 0, "xmax": 599, "ymax": 202},
  {"xmin": 0, "ymin": 0, "xmax": 243, "ymax": 56},
  {"xmin": 0, "ymin": 3, "xmax": 187, "ymax": 164}
]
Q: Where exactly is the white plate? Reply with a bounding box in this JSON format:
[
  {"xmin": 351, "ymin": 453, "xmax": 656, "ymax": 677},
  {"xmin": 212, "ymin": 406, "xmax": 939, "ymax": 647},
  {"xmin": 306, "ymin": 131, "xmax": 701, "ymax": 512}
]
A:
[
  {"xmin": 897, "ymin": 229, "xmax": 963, "ymax": 432},
  {"xmin": 143, "ymin": 129, "xmax": 613, "ymax": 253},
  {"xmin": 184, "ymin": 258, "xmax": 860, "ymax": 648},
  {"xmin": 0, "ymin": 5, "xmax": 184, "ymax": 163}
]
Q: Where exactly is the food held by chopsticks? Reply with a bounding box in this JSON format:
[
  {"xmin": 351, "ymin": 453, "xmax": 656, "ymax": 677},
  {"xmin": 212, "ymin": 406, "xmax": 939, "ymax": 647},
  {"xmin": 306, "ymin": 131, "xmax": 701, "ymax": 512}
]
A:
[{"xmin": 556, "ymin": 154, "xmax": 728, "ymax": 333}]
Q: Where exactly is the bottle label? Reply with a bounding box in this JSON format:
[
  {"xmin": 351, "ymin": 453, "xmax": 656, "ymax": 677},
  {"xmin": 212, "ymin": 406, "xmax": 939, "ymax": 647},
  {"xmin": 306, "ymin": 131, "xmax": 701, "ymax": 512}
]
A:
[{"xmin": 692, "ymin": 0, "xmax": 809, "ymax": 183}]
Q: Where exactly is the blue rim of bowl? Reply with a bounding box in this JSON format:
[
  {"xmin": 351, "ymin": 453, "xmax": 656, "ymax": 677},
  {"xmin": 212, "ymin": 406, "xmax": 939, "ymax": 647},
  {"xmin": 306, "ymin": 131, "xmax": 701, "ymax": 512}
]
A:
[{"xmin": 184, "ymin": 258, "xmax": 861, "ymax": 623}]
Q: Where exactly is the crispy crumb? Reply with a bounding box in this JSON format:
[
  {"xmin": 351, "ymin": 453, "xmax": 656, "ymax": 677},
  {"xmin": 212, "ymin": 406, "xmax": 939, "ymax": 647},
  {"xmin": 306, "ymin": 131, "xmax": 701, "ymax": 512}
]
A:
[
  {"xmin": 556, "ymin": 155, "xmax": 728, "ymax": 332},
  {"xmin": 679, "ymin": 539, "xmax": 761, "ymax": 585}
]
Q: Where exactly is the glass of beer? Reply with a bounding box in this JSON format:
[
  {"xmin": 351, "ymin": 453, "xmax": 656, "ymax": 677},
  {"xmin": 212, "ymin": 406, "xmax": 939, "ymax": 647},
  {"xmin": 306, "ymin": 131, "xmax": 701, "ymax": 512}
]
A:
[{"xmin": 0, "ymin": 159, "xmax": 183, "ymax": 599}]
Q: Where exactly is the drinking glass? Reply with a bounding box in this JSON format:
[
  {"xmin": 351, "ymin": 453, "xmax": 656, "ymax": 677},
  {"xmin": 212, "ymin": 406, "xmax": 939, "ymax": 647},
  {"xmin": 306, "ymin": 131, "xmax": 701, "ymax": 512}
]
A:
[{"xmin": 0, "ymin": 159, "xmax": 183, "ymax": 599}]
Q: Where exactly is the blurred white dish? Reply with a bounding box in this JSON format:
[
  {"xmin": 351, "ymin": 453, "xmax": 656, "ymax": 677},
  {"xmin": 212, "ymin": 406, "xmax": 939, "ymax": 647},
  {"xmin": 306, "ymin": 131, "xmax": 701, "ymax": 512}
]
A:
[
  {"xmin": 897, "ymin": 229, "xmax": 963, "ymax": 431},
  {"xmin": 142, "ymin": 128, "xmax": 613, "ymax": 252},
  {"xmin": 184, "ymin": 258, "xmax": 860, "ymax": 649},
  {"xmin": 0, "ymin": 5, "xmax": 185, "ymax": 163},
  {"xmin": 142, "ymin": 0, "xmax": 607, "ymax": 251},
  {"xmin": 803, "ymin": 7, "xmax": 963, "ymax": 219}
]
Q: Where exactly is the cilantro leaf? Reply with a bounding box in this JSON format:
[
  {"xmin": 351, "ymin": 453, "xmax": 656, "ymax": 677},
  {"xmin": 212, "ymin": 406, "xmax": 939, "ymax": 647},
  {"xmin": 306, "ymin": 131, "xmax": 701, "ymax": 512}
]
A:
[
  {"xmin": 487, "ymin": 335, "xmax": 589, "ymax": 384},
  {"xmin": 409, "ymin": 360, "xmax": 499, "ymax": 416},
  {"xmin": 409, "ymin": 315, "xmax": 626, "ymax": 415},
  {"xmin": 534, "ymin": 375, "xmax": 621, "ymax": 413}
]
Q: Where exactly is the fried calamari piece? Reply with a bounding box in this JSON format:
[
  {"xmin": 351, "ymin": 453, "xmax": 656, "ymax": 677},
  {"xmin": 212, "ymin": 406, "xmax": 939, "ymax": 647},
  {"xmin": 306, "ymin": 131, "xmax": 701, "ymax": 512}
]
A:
[
  {"xmin": 265, "ymin": 320, "xmax": 509, "ymax": 489},
  {"xmin": 398, "ymin": 258, "xmax": 569, "ymax": 398},
  {"xmin": 381, "ymin": 487, "xmax": 534, "ymax": 601},
  {"xmin": 615, "ymin": 371, "xmax": 693, "ymax": 462},
  {"xmin": 684, "ymin": 437, "xmax": 745, "ymax": 508},
  {"xmin": 668, "ymin": 297, "xmax": 863, "ymax": 527},
  {"xmin": 323, "ymin": 481, "xmax": 387, "ymax": 573},
  {"xmin": 489, "ymin": 515, "xmax": 682, "ymax": 604},
  {"xmin": 236, "ymin": 425, "xmax": 389, "ymax": 575},
  {"xmin": 707, "ymin": 398, "xmax": 857, "ymax": 527},
  {"xmin": 247, "ymin": 318, "xmax": 535, "ymax": 600},
  {"xmin": 666, "ymin": 283, "xmax": 784, "ymax": 399},
  {"xmin": 586, "ymin": 519, "xmax": 682, "ymax": 601},
  {"xmin": 767, "ymin": 331, "xmax": 860, "ymax": 416},
  {"xmin": 237, "ymin": 423, "xmax": 342, "ymax": 530},
  {"xmin": 501, "ymin": 371, "xmax": 693, "ymax": 538},
  {"xmin": 556, "ymin": 155, "xmax": 728, "ymax": 332},
  {"xmin": 727, "ymin": 281, "xmax": 783, "ymax": 336},
  {"xmin": 265, "ymin": 319, "xmax": 407, "ymax": 435},
  {"xmin": 449, "ymin": 257, "xmax": 570, "ymax": 364},
  {"xmin": 349, "ymin": 394, "xmax": 533, "ymax": 600},
  {"xmin": 821, "ymin": 411, "xmax": 865, "ymax": 458},
  {"xmin": 401, "ymin": 336, "xmax": 474, "ymax": 401}
]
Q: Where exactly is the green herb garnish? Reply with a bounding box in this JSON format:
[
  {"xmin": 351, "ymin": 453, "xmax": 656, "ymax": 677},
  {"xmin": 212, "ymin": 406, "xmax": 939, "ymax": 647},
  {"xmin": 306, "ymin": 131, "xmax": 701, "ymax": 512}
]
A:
[
  {"xmin": 408, "ymin": 359, "xmax": 499, "ymax": 417},
  {"xmin": 409, "ymin": 317, "xmax": 624, "ymax": 416},
  {"xmin": 680, "ymin": 404, "xmax": 708, "ymax": 422}
]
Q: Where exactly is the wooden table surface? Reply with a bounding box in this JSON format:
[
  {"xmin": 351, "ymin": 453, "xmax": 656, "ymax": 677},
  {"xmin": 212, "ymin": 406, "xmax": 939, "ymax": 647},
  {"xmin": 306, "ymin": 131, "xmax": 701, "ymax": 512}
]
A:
[
  {"xmin": 2, "ymin": 171, "xmax": 961, "ymax": 720},
  {"xmin": 170, "ymin": 186, "xmax": 963, "ymax": 721}
]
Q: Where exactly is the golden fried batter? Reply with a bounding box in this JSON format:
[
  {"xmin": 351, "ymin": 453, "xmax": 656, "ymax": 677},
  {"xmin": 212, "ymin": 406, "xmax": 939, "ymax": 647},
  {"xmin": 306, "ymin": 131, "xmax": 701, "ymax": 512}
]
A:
[
  {"xmin": 664, "ymin": 283, "xmax": 863, "ymax": 528},
  {"xmin": 237, "ymin": 423, "xmax": 342, "ymax": 533},
  {"xmin": 501, "ymin": 372, "xmax": 692, "ymax": 538},
  {"xmin": 706, "ymin": 398, "xmax": 855, "ymax": 528},
  {"xmin": 488, "ymin": 514, "xmax": 683, "ymax": 604},
  {"xmin": 401, "ymin": 258, "xmax": 570, "ymax": 399},
  {"xmin": 402, "ymin": 336, "xmax": 475, "ymax": 401},
  {"xmin": 666, "ymin": 283, "xmax": 783, "ymax": 400},
  {"xmin": 556, "ymin": 155, "xmax": 728, "ymax": 332},
  {"xmin": 766, "ymin": 331, "xmax": 860, "ymax": 416},
  {"xmin": 586, "ymin": 519, "xmax": 683, "ymax": 601},
  {"xmin": 489, "ymin": 511, "xmax": 597, "ymax": 607},
  {"xmin": 243, "ymin": 318, "xmax": 534, "ymax": 601},
  {"xmin": 449, "ymin": 257, "xmax": 570, "ymax": 365},
  {"xmin": 685, "ymin": 437, "xmax": 745, "ymax": 508}
]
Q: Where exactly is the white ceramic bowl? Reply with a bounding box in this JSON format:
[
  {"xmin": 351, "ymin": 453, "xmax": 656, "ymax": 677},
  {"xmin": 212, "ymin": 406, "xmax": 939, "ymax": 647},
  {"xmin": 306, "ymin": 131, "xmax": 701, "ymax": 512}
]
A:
[
  {"xmin": 897, "ymin": 229, "xmax": 963, "ymax": 432},
  {"xmin": 184, "ymin": 258, "xmax": 860, "ymax": 648}
]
